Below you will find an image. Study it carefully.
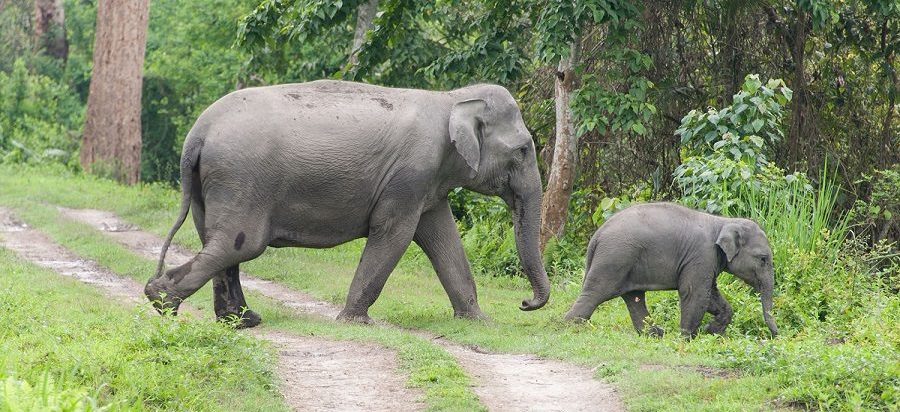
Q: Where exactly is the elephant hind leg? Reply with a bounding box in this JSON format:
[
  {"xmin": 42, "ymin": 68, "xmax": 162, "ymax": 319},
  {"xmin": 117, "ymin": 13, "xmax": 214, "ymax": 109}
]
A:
[
  {"xmin": 704, "ymin": 286, "xmax": 733, "ymax": 335},
  {"xmin": 192, "ymin": 198, "xmax": 261, "ymax": 328},
  {"xmin": 564, "ymin": 276, "xmax": 622, "ymax": 322},
  {"xmin": 145, "ymin": 224, "xmax": 268, "ymax": 316},
  {"xmin": 622, "ymin": 291, "xmax": 663, "ymax": 337},
  {"xmin": 213, "ymin": 265, "xmax": 261, "ymax": 328}
]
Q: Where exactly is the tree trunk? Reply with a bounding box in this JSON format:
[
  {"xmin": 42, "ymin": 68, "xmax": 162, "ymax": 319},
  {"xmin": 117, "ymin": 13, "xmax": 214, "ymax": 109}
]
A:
[
  {"xmin": 879, "ymin": 19, "xmax": 898, "ymax": 169},
  {"xmin": 540, "ymin": 40, "xmax": 580, "ymax": 252},
  {"xmin": 81, "ymin": 0, "xmax": 150, "ymax": 185},
  {"xmin": 786, "ymin": 7, "xmax": 809, "ymax": 166},
  {"xmin": 347, "ymin": 0, "xmax": 379, "ymax": 76},
  {"xmin": 33, "ymin": 0, "xmax": 67, "ymax": 61}
]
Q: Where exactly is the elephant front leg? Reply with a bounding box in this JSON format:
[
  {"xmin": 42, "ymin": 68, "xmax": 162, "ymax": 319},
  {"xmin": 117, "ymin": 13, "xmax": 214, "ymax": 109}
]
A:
[
  {"xmin": 213, "ymin": 265, "xmax": 261, "ymax": 328},
  {"xmin": 677, "ymin": 270, "xmax": 714, "ymax": 339},
  {"xmin": 704, "ymin": 285, "xmax": 733, "ymax": 335},
  {"xmin": 414, "ymin": 202, "xmax": 485, "ymax": 320},
  {"xmin": 337, "ymin": 200, "xmax": 421, "ymax": 324}
]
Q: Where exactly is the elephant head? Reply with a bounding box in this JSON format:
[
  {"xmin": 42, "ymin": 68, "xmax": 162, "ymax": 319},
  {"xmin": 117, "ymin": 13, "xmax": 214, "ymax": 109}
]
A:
[
  {"xmin": 448, "ymin": 85, "xmax": 550, "ymax": 311},
  {"xmin": 716, "ymin": 219, "xmax": 779, "ymax": 337}
]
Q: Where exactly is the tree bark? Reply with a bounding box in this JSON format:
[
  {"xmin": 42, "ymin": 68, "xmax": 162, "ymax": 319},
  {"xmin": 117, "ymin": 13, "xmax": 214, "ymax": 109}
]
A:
[
  {"xmin": 33, "ymin": 0, "xmax": 67, "ymax": 61},
  {"xmin": 540, "ymin": 40, "xmax": 580, "ymax": 252},
  {"xmin": 879, "ymin": 19, "xmax": 898, "ymax": 169},
  {"xmin": 347, "ymin": 0, "xmax": 379, "ymax": 76},
  {"xmin": 81, "ymin": 0, "xmax": 150, "ymax": 185},
  {"xmin": 786, "ymin": 7, "xmax": 809, "ymax": 166}
]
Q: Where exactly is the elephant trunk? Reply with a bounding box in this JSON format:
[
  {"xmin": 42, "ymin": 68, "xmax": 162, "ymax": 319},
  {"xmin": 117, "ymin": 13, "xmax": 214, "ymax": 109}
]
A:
[
  {"xmin": 759, "ymin": 276, "xmax": 778, "ymax": 337},
  {"xmin": 507, "ymin": 187, "xmax": 551, "ymax": 311}
]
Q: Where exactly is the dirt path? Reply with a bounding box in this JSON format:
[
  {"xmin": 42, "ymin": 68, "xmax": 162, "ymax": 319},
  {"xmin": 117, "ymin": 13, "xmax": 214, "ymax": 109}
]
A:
[
  {"xmin": 59, "ymin": 207, "xmax": 625, "ymax": 412},
  {"xmin": 0, "ymin": 208, "xmax": 424, "ymax": 412}
]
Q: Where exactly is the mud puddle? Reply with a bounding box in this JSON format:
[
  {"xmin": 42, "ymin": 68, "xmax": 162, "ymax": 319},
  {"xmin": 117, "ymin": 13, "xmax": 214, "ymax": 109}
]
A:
[
  {"xmin": 59, "ymin": 206, "xmax": 624, "ymax": 412},
  {"xmin": 1, "ymin": 207, "xmax": 424, "ymax": 412}
]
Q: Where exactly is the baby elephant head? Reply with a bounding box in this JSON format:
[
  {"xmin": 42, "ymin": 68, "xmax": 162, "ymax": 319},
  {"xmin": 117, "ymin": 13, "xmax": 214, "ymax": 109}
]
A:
[{"xmin": 716, "ymin": 220, "xmax": 779, "ymax": 337}]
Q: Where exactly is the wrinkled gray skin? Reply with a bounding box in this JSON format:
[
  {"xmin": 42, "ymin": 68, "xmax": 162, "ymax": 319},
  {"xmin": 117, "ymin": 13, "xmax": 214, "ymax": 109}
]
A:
[
  {"xmin": 565, "ymin": 203, "xmax": 778, "ymax": 338},
  {"xmin": 145, "ymin": 80, "xmax": 550, "ymax": 327}
]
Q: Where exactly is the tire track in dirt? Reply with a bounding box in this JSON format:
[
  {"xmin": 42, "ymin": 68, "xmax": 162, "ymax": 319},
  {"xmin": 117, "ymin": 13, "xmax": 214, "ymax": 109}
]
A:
[
  {"xmin": 59, "ymin": 207, "xmax": 625, "ymax": 412},
  {"xmin": 0, "ymin": 208, "xmax": 424, "ymax": 412}
]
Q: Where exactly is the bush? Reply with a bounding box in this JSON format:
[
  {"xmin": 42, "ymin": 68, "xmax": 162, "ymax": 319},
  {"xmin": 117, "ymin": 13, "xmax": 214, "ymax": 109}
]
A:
[
  {"xmin": 0, "ymin": 59, "xmax": 83, "ymax": 167},
  {"xmin": 674, "ymin": 75, "xmax": 809, "ymax": 215}
]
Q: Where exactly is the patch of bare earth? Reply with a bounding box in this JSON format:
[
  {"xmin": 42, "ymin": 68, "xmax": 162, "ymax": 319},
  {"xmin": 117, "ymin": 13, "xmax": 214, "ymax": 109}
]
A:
[
  {"xmin": 60, "ymin": 207, "xmax": 625, "ymax": 412},
  {"xmin": 1, "ymin": 207, "xmax": 424, "ymax": 412}
]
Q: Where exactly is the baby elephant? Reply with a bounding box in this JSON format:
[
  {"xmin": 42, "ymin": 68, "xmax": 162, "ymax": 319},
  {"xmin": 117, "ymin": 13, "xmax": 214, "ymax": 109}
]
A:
[{"xmin": 565, "ymin": 203, "xmax": 778, "ymax": 338}]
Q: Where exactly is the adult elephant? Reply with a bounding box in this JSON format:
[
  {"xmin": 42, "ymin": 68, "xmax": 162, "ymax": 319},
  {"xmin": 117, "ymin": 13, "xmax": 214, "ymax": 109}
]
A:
[{"xmin": 145, "ymin": 80, "xmax": 551, "ymax": 327}]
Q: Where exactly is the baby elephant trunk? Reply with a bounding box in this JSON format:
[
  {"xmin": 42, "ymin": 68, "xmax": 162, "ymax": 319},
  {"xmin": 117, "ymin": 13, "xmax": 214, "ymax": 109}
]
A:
[{"xmin": 759, "ymin": 277, "xmax": 778, "ymax": 337}]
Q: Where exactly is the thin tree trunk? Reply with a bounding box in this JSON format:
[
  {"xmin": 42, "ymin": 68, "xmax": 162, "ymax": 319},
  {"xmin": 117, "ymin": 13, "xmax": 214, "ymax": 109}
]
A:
[
  {"xmin": 787, "ymin": 7, "xmax": 809, "ymax": 166},
  {"xmin": 347, "ymin": 0, "xmax": 379, "ymax": 76},
  {"xmin": 33, "ymin": 0, "xmax": 67, "ymax": 61},
  {"xmin": 879, "ymin": 19, "xmax": 898, "ymax": 169},
  {"xmin": 81, "ymin": 0, "xmax": 150, "ymax": 184},
  {"xmin": 540, "ymin": 39, "xmax": 580, "ymax": 252}
]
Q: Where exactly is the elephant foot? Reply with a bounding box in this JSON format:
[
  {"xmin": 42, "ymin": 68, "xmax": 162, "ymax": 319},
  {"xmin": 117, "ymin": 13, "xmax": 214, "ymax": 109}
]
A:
[
  {"xmin": 705, "ymin": 323, "xmax": 729, "ymax": 335},
  {"xmin": 336, "ymin": 309, "xmax": 374, "ymax": 324},
  {"xmin": 564, "ymin": 314, "xmax": 591, "ymax": 324},
  {"xmin": 644, "ymin": 325, "xmax": 664, "ymax": 338},
  {"xmin": 145, "ymin": 279, "xmax": 182, "ymax": 316},
  {"xmin": 217, "ymin": 309, "xmax": 262, "ymax": 329},
  {"xmin": 454, "ymin": 310, "xmax": 491, "ymax": 322}
]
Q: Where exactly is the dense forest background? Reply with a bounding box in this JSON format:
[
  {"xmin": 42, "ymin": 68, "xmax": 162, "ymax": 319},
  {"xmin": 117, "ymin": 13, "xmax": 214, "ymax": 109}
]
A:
[{"xmin": 1, "ymin": 0, "xmax": 897, "ymax": 249}]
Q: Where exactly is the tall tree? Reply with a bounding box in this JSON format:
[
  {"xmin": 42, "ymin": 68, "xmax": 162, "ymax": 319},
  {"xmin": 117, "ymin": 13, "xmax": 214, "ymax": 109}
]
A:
[
  {"xmin": 540, "ymin": 39, "xmax": 580, "ymax": 250},
  {"xmin": 32, "ymin": 0, "xmax": 67, "ymax": 60},
  {"xmin": 81, "ymin": 0, "xmax": 150, "ymax": 184},
  {"xmin": 347, "ymin": 0, "xmax": 378, "ymax": 75},
  {"xmin": 535, "ymin": 0, "xmax": 646, "ymax": 250}
]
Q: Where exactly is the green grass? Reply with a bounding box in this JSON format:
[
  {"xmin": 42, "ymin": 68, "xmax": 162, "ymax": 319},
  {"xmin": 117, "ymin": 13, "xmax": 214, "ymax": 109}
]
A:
[
  {"xmin": 3, "ymin": 164, "xmax": 896, "ymax": 410},
  {"xmin": 0, "ymin": 248, "xmax": 286, "ymax": 411}
]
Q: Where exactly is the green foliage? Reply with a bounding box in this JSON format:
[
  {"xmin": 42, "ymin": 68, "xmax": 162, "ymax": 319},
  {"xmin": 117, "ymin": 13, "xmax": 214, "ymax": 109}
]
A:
[
  {"xmin": 532, "ymin": 0, "xmax": 638, "ymax": 63},
  {"xmin": 0, "ymin": 59, "xmax": 83, "ymax": 167},
  {"xmin": 674, "ymin": 75, "xmax": 808, "ymax": 215},
  {"xmin": 140, "ymin": 0, "xmax": 261, "ymax": 183},
  {"xmin": 590, "ymin": 182, "xmax": 653, "ymax": 226},
  {"xmin": 0, "ymin": 376, "xmax": 105, "ymax": 412},
  {"xmin": 677, "ymin": 75, "xmax": 792, "ymax": 163},
  {"xmin": 572, "ymin": 55, "xmax": 656, "ymax": 137},
  {"xmin": 852, "ymin": 165, "xmax": 900, "ymax": 242}
]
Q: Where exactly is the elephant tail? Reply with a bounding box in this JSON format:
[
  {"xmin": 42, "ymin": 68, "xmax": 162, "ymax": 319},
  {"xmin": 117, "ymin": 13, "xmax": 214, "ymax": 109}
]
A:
[
  {"xmin": 582, "ymin": 233, "xmax": 600, "ymax": 286},
  {"xmin": 153, "ymin": 130, "xmax": 204, "ymax": 279}
]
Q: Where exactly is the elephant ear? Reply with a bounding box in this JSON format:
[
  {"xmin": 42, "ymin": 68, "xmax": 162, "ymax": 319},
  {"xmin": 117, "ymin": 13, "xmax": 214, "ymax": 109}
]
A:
[
  {"xmin": 715, "ymin": 223, "xmax": 744, "ymax": 262},
  {"xmin": 449, "ymin": 99, "xmax": 487, "ymax": 178}
]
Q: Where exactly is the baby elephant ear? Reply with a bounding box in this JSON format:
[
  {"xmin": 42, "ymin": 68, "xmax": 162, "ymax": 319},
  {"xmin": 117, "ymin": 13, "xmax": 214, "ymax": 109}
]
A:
[
  {"xmin": 716, "ymin": 223, "xmax": 743, "ymax": 262},
  {"xmin": 449, "ymin": 99, "xmax": 487, "ymax": 178}
]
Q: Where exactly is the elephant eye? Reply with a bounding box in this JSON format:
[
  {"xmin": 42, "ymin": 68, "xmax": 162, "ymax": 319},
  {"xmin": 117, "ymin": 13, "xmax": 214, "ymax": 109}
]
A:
[{"xmin": 758, "ymin": 255, "xmax": 769, "ymax": 263}]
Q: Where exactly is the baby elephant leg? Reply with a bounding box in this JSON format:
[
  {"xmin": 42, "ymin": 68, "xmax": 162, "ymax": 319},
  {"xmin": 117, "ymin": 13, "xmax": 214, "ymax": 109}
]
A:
[
  {"xmin": 704, "ymin": 286, "xmax": 733, "ymax": 335},
  {"xmin": 622, "ymin": 291, "xmax": 663, "ymax": 337}
]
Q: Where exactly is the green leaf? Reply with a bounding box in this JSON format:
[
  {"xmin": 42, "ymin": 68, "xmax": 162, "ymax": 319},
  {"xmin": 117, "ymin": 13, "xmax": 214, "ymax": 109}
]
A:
[
  {"xmin": 631, "ymin": 123, "xmax": 646, "ymax": 135},
  {"xmin": 600, "ymin": 197, "xmax": 616, "ymax": 211},
  {"xmin": 751, "ymin": 119, "xmax": 764, "ymax": 132}
]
